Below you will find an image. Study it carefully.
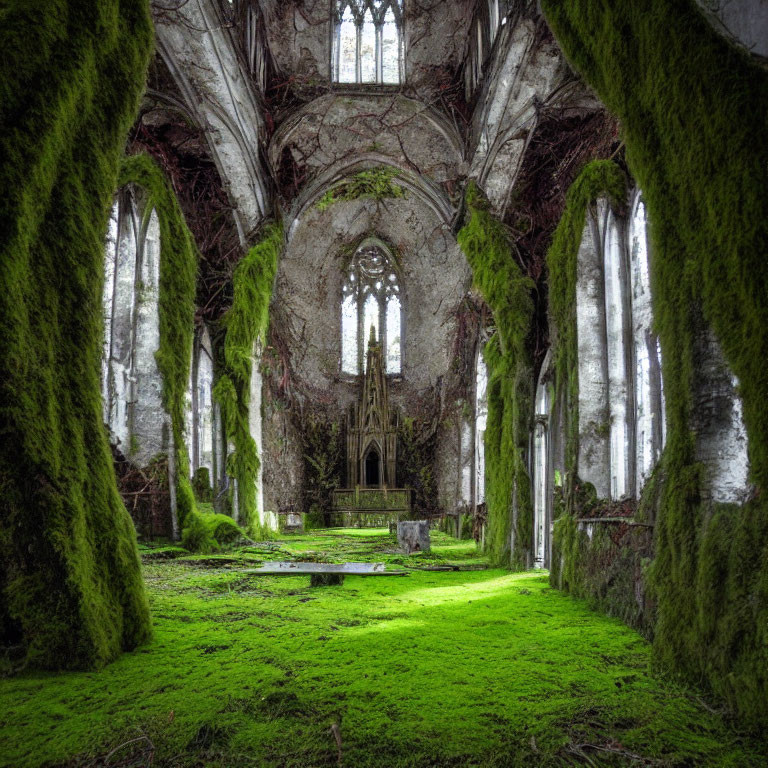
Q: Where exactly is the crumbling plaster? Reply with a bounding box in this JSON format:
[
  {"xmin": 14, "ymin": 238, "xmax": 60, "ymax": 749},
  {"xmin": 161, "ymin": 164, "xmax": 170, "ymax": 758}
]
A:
[
  {"xmin": 696, "ymin": 0, "xmax": 768, "ymax": 57},
  {"xmin": 691, "ymin": 326, "xmax": 752, "ymax": 505}
]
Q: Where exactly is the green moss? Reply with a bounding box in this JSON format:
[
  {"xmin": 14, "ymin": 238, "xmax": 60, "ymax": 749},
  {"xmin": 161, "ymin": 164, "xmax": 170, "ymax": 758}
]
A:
[
  {"xmin": 118, "ymin": 158, "xmax": 246, "ymax": 555},
  {"xmin": 192, "ymin": 466, "xmax": 213, "ymax": 503},
  {"xmin": 316, "ymin": 167, "xmax": 405, "ymax": 211},
  {"xmin": 214, "ymin": 221, "xmax": 283, "ymax": 534},
  {"xmin": 551, "ymin": 513, "xmax": 654, "ymax": 636},
  {"xmin": 457, "ymin": 183, "xmax": 535, "ymax": 568},
  {"xmin": 181, "ymin": 512, "xmax": 246, "ymax": 554},
  {"xmin": 542, "ymin": 0, "xmax": 768, "ymax": 726},
  {"xmin": 1, "ymin": 530, "xmax": 766, "ymax": 767},
  {"xmin": 118, "ymin": 153, "xmax": 200, "ymax": 536},
  {"xmin": 0, "ymin": 0, "xmax": 153, "ymax": 669}
]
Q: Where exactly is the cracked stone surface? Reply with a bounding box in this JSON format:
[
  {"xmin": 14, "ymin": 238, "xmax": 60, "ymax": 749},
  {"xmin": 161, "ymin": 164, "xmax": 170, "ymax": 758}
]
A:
[{"xmin": 270, "ymin": 94, "xmax": 464, "ymax": 193}]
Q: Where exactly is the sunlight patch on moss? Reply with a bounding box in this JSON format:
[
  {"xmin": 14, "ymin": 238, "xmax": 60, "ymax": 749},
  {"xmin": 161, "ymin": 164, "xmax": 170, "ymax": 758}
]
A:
[{"xmin": 1, "ymin": 530, "xmax": 765, "ymax": 767}]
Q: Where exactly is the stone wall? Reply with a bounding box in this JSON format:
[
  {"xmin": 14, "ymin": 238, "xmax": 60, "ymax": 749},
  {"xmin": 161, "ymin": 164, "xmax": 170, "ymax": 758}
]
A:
[{"xmin": 264, "ymin": 191, "xmax": 472, "ymax": 516}]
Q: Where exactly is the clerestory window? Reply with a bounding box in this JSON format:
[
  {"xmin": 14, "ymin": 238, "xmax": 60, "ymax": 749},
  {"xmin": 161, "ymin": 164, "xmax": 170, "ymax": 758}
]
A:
[
  {"xmin": 332, "ymin": 0, "xmax": 403, "ymax": 84},
  {"xmin": 341, "ymin": 239, "xmax": 402, "ymax": 375}
]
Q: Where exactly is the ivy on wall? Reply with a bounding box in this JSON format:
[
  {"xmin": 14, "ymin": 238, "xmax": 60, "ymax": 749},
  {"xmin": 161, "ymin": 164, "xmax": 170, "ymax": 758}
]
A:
[
  {"xmin": 542, "ymin": 0, "xmax": 768, "ymax": 726},
  {"xmin": 214, "ymin": 221, "xmax": 284, "ymax": 534},
  {"xmin": 315, "ymin": 168, "xmax": 405, "ymax": 211},
  {"xmin": 0, "ymin": 0, "xmax": 153, "ymax": 668},
  {"xmin": 457, "ymin": 183, "xmax": 535, "ymax": 568}
]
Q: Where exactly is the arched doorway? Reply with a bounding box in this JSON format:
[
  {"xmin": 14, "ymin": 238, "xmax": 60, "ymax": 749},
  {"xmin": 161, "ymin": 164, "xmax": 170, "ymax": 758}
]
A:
[{"xmin": 364, "ymin": 446, "xmax": 381, "ymax": 487}]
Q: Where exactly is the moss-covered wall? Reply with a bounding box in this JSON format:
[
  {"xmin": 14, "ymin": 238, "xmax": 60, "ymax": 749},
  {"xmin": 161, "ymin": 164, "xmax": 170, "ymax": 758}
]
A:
[
  {"xmin": 551, "ymin": 512, "xmax": 655, "ymax": 636},
  {"xmin": 542, "ymin": 0, "xmax": 768, "ymax": 726},
  {"xmin": 0, "ymin": 0, "xmax": 153, "ymax": 668},
  {"xmin": 457, "ymin": 183, "xmax": 535, "ymax": 568}
]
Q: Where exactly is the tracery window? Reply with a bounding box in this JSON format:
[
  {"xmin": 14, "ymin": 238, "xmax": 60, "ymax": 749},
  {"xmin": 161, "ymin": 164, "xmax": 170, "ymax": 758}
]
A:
[
  {"xmin": 332, "ymin": 0, "xmax": 403, "ymax": 84},
  {"xmin": 341, "ymin": 240, "xmax": 402, "ymax": 375}
]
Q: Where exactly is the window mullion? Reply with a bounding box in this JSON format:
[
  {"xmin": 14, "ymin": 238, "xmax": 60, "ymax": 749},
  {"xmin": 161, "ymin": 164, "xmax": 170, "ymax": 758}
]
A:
[
  {"xmin": 357, "ymin": 283, "xmax": 365, "ymax": 375},
  {"xmin": 334, "ymin": 20, "xmax": 341, "ymax": 80},
  {"xmin": 376, "ymin": 23, "xmax": 383, "ymax": 83},
  {"xmin": 355, "ymin": 21, "xmax": 362, "ymax": 82},
  {"xmin": 379, "ymin": 294, "xmax": 387, "ymax": 365}
]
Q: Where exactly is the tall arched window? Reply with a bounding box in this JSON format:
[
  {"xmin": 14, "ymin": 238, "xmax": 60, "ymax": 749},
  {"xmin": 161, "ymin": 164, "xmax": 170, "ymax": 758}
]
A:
[
  {"xmin": 533, "ymin": 351, "xmax": 552, "ymax": 568},
  {"xmin": 341, "ymin": 239, "xmax": 402, "ymax": 375},
  {"xmin": 603, "ymin": 207, "xmax": 630, "ymax": 500},
  {"xmin": 474, "ymin": 346, "xmax": 489, "ymax": 508},
  {"xmin": 629, "ymin": 194, "xmax": 666, "ymax": 490},
  {"xmin": 101, "ymin": 189, "xmax": 165, "ymax": 465},
  {"xmin": 574, "ymin": 193, "xmax": 666, "ymax": 501},
  {"xmin": 332, "ymin": 0, "xmax": 403, "ymax": 84}
]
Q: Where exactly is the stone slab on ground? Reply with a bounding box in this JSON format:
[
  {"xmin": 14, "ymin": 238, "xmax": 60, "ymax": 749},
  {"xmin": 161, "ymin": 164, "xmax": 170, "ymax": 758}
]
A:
[
  {"xmin": 242, "ymin": 561, "xmax": 409, "ymax": 576},
  {"xmin": 397, "ymin": 520, "xmax": 431, "ymax": 554}
]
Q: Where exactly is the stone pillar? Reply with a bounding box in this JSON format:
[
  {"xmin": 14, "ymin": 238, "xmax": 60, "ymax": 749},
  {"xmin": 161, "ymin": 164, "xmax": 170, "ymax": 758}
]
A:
[
  {"xmin": 691, "ymin": 324, "xmax": 751, "ymax": 504},
  {"xmin": 576, "ymin": 203, "xmax": 611, "ymax": 497},
  {"xmin": 128, "ymin": 207, "xmax": 167, "ymax": 465}
]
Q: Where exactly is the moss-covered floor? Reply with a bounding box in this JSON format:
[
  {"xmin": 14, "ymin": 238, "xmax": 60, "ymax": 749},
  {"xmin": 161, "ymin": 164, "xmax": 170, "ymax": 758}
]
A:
[{"xmin": 1, "ymin": 529, "xmax": 765, "ymax": 767}]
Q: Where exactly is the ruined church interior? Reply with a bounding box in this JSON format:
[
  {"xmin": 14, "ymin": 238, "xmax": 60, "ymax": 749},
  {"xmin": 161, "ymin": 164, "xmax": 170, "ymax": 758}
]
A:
[{"xmin": 3, "ymin": 0, "xmax": 768, "ymax": 765}]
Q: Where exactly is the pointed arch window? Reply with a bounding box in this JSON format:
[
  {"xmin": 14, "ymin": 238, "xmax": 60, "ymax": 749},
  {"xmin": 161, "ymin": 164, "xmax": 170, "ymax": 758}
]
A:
[
  {"xmin": 628, "ymin": 194, "xmax": 666, "ymax": 489},
  {"xmin": 341, "ymin": 240, "xmax": 402, "ymax": 375},
  {"xmin": 333, "ymin": 0, "xmax": 403, "ymax": 84}
]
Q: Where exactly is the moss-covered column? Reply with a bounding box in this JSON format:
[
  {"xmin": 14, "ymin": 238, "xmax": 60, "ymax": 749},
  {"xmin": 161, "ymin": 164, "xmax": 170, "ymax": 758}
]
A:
[
  {"xmin": 457, "ymin": 183, "xmax": 536, "ymax": 568},
  {"xmin": 214, "ymin": 221, "xmax": 283, "ymax": 535},
  {"xmin": 542, "ymin": 0, "xmax": 768, "ymax": 725},
  {"xmin": 0, "ymin": 1, "xmax": 153, "ymax": 668},
  {"xmin": 118, "ymin": 154, "xmax": 200, "ymax": 540}
]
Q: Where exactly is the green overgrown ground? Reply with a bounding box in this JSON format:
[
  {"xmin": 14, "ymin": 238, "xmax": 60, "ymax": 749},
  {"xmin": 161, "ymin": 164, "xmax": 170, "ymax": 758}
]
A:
[{"xmin": 2, "ymin": 531, "xmax": 765, "ymax": 767}]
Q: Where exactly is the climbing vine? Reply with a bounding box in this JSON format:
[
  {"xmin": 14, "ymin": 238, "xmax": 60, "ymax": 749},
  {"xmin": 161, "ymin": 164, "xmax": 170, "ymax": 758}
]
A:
[
  {"xmin": 0, "ymin": 0, "xmax": 153, "ymax": 669},
  {"xmin": 316, "ymin": 167, "xmax": 405, "ymax": 211}
]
